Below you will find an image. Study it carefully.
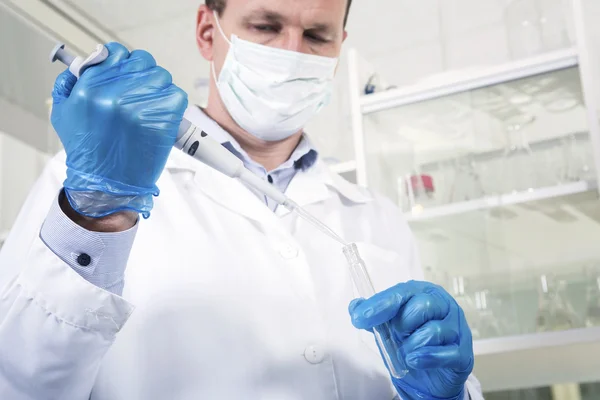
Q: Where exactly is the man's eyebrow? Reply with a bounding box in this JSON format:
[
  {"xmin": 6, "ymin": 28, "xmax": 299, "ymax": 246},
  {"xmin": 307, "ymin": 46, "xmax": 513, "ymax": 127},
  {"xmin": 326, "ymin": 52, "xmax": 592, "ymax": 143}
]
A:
[
  {"xmin": 241, "ymin": 9, "xmax": 338, "ymax": 37},
  {"xmin": 306, "ymin": 23, "xmax": 335, "ymax": 33},
  {"xmin": 242, "ymin": 9, "xmax": 287, "ymax": 24}
]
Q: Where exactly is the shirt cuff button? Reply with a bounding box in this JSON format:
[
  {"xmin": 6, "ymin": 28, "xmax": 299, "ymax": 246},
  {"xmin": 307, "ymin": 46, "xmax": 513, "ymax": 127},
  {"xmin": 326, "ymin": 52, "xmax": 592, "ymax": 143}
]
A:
[{"xmin": 77, "ymin": 253, "xmax": 92, "ymax": 266}]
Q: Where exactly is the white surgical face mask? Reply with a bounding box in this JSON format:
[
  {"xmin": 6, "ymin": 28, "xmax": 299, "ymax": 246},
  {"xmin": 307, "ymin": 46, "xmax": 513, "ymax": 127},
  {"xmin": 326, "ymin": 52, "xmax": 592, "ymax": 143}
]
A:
[{"xmin": 212, "ymin": 14, "xmax": 338, "ymax": 141}]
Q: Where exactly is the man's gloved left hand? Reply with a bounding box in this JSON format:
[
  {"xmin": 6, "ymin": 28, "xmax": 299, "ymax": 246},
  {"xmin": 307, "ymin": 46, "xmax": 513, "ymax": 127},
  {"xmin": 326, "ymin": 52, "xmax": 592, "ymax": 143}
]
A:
[{"xmin": 349, "ymin": 281, "xmax": 474, "ymax": 400}]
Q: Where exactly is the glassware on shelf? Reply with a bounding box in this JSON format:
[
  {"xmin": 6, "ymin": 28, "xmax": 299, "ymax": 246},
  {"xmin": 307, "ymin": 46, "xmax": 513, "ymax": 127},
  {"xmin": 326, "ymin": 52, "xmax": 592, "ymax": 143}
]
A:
[
  {"xmin": 535, "ymin": 274, "xmax": 581, "ymax": 332},
  {"xmin": 561, "ymin": 134, "xmax": 580, "ymax": 182},
  {"xmin": 584, "ymin": 266, "xmax": 600, "ymax": 328},
  {"xmin": 365, "ymin": 63, "xmax": 590, "ymax": 207},
  {"xmin": 450, "ymin": 276, "xmax": 484, "ymax": 339},
  {"xmin": 505, "ymin": 0, "xmax": 570, "ymax": 60},
  {"xmin": 506, "ymin": 0, "xmax": 543, "ymax": 59},
  {"xmin": 448, "ymin": 155, "xmax": 486, "ymax": 203},
  {"xmin": 534, "ymin": 70, "xmax": 582, "ymax": 114},
  {"xmin": 402, "ymin": 172, "xmax": 437, "ymax": 213},
  {"xmin": 473, "ymin": 289, "xmax": 506, "ymax": 339},
  {"xmin": 538, "ymin": 0, "xmax": 571, "ymax": 51},
  {"xmin": 501, "ymin": 114, "xmax": 538, "ymax": 193},
  {"xmin": 397, "ymin": 177, "xmax": 410, "ymax": 212},
  {"xmin": 543, "ymin": 95, "xmax": 579, "ymax": 114},
  {"xmin": 561, "ymin": 134, "xmax": 593, "ymax": 182},
  {"xmin": 428, "ymin": 271, "xmax": 507, "ymax": 339}
]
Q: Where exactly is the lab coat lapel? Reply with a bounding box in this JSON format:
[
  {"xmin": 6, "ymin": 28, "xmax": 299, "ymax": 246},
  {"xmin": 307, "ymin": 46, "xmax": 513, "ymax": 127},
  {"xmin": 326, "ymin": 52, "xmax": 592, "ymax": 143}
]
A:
[
  {"xmin": 275, "ymin": 161, "xmax": 333, "ymax": 217},
  {"xmin": 166, "ymin": 152, "xmax": 370, "ymax": 223},
  {"xmin": 198, "ymin": 165, "xmax": 285, "ymax": 228},
  {"xmin": 165, "ymin": 151, "xmax": 283, "ymax": 232}
]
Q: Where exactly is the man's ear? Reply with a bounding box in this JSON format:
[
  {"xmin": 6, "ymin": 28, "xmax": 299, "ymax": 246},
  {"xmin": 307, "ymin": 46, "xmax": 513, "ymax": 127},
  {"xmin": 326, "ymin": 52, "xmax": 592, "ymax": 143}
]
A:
[
  {"xmin": 197, "ymin": 5, "xmax": 215, "ymax": 61},
  {"xmin": 342, "ymin": 30, "xmax": 348, "ymax": 42}
]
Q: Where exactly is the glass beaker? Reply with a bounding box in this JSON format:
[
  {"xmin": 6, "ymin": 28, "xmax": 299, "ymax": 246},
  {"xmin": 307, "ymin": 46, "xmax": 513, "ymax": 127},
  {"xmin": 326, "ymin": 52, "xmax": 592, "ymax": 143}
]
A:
[
  {"xmin": 505, "ymin": 0, "xmax": 570, "ymax": 60},
  {"xmin": 561, "ymin": 134, "xmax": 593, "ymax": 183},
  {"xmin": 538, "ymin": 0, "xmax": 571, "ymax": 51},
  {"xmin": 448, "ymin": 155, "xmax": 486, "ymax": 203},
  {"xmin": 450, "ymin": 276, "xmax": 482, "ymax": 339},
  {"xmin": 502, "ymin": 116, "xmax": 538, "ymax": 193},
  {"xmin": 535, "ymin": 274, "xmax": 581, "ymax": 332},
  {"xmin": 473, "ymin": 289, "xmax": 506, "ymax": 339},
  {"xmin": 506, "ymin": 0, "xmax": 544, "ymax": 59},
  {"xmin": 585, "ymin": 266, "xmax": 600, "ymax": 328}
]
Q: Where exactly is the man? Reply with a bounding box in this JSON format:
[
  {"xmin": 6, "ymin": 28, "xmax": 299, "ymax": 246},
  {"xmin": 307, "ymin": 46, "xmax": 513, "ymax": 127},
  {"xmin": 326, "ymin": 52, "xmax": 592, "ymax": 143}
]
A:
[{"xmin": 0, "ymin": 0, "xmax": 482, "ymax": 399}]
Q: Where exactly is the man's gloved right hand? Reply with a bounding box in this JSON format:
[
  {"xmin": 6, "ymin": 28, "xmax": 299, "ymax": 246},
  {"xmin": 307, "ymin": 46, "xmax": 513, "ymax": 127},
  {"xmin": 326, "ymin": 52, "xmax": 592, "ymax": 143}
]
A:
[{"xmin": 51, "ymin": 42, "xmax": 188, "ymax": 218}]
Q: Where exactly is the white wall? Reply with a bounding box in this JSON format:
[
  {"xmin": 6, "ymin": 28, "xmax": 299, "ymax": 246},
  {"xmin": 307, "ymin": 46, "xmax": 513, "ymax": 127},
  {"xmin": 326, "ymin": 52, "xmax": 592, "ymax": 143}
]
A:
[
  {"xmin": 0, "ymin": 131, "xmax": 50, "ymax": 236},
  {"xmin": 344, "ymin": 0, "xmax": 575, "ymax": 89}
]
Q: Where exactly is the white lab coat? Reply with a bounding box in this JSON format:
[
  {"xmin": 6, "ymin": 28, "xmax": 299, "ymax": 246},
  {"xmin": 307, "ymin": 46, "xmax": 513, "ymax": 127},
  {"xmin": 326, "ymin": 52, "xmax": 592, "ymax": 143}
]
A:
[{"xmin": 0, "ymin": 118, "xmax": 482, "ymax": 399}]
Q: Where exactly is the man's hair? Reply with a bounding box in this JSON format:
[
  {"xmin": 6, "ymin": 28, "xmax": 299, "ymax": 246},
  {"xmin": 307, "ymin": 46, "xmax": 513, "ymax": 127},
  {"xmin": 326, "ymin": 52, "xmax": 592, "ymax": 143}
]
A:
[{"xmin": 206, "ymin": 0, "xmax": 353, "ymax": 27}]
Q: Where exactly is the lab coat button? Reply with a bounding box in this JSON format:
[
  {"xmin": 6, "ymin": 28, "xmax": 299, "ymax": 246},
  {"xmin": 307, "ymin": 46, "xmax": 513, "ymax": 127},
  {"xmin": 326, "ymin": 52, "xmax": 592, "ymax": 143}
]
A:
[
  {"xmin": 304, "ymin": 345, "xmax": 325, "ymax": 364},
  {"xmin": 279, "ymin": 245, "xmax": 299, "ymax": 260}
]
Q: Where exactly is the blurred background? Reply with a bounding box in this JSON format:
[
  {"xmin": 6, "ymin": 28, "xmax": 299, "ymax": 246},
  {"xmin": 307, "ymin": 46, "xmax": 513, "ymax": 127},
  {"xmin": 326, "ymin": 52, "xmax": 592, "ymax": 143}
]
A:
[{"xmin": 1, "ymin": 0, "xmax": 600, "ymax": 398}]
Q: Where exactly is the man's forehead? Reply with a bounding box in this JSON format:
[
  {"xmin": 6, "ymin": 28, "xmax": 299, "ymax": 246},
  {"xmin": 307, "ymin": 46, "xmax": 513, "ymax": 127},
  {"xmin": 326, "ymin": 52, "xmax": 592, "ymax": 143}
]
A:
[{"xmin": 228, "ymin": 0, "xmax": 347, "ymax": 26}]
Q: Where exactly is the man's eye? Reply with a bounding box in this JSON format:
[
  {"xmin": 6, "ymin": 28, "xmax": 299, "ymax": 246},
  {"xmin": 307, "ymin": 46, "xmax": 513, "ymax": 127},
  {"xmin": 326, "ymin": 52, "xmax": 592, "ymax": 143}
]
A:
[
  {"xmin": 253, "ymin": 24, "xmax": 278, "ymax": 33},
  {"xmin": 305, "ymin": 33, "xmax": 328, "ymax": 43}
]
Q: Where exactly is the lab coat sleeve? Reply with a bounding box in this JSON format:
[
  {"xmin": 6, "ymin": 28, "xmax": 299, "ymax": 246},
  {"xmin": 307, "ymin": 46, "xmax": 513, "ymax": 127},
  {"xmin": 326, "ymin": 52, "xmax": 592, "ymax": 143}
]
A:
[{"xmin": 0, "ymin": 153, "xmax": 135, "ymax": 399}]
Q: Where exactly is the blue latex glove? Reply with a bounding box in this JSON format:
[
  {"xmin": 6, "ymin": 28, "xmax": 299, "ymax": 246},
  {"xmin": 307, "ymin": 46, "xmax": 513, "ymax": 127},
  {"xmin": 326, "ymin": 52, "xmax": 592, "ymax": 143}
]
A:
[
  {"xmin": 51, "ymin": 42, "xmax": 188, "ymax": 218},
  {"xmin": 349, "ymin": 281, "xmax": 474, "ymax": 400}
]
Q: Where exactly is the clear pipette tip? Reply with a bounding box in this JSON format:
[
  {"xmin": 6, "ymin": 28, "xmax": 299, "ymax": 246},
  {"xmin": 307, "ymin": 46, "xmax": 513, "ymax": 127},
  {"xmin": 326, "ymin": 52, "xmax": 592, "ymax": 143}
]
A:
[{"xmin": 284, "ymin": 199, "xmax": 348, "ymax": 246}]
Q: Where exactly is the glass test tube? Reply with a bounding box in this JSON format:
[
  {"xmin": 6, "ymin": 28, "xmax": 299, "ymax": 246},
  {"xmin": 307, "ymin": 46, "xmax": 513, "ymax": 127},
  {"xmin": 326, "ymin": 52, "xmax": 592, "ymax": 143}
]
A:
[{"xmin": 343, "ymin": 243, "xmax": 409, "ymax": 379}]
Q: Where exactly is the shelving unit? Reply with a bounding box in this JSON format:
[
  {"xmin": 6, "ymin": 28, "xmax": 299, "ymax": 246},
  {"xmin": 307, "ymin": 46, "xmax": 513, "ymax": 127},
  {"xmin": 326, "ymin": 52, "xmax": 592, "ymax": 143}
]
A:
[
  {"xmin": 346, "ymin": 46, "xmax": 600, "ymax": 211},
  {"xmin": 344, "ymin": 0, "xmax": 600, "ymax": 392},
  {"xmin": 360, "ymin": 48, "xmax": 579, "ymax": 116},
  {"xmin": 405, "ymin": 180, "xmax": 595, "ymax": 222},
  {"xmin": 474, "ymin": 327, "xmax": 600, "ymax": 392}
]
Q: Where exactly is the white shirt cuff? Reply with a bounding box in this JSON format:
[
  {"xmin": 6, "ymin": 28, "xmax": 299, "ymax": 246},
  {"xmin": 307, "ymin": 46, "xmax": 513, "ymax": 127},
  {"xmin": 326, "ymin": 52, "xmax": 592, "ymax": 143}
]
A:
[{"xmin": 39, "ymin": 192, "xmax": 138, "ymax": 295}]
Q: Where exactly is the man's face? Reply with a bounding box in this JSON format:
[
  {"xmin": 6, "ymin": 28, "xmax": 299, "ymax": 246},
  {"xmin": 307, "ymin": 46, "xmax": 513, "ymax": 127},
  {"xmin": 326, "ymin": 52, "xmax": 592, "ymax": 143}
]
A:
[{"xmin": 199, "ymin": 0, "xmax": 348, "ymax": 75}]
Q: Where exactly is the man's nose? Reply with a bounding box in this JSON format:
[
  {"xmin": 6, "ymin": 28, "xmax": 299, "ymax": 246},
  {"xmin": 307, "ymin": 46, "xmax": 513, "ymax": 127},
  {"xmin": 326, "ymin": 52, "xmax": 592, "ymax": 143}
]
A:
[{"xmin": 279, "ymin": 29, "xmax": 307, "ymax": 54}]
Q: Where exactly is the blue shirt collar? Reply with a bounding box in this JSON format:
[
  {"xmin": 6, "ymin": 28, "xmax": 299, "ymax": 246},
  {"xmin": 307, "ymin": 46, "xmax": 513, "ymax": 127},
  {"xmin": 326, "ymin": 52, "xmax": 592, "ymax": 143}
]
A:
[{"xmin": 184, "ymin": 106, "xmax": 318, "ymax": 173}]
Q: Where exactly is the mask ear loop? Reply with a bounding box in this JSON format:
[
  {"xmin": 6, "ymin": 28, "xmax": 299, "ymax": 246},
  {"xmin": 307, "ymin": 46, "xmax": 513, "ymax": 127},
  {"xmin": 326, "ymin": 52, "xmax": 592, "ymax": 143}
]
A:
[
  {"xmin": 211, "ymin": 11, "xmax": 232, "ymax": 85},
  {"xmin": 213, "ymin": 12, "xmax": 232, "ymax": 45}
]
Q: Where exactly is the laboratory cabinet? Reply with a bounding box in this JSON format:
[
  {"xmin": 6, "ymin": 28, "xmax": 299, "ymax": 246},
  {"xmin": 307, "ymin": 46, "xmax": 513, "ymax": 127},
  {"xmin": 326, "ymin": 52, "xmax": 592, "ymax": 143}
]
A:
[{"xmin": 342, "ymin": 0, "xmax": 600, "ymax": 393}]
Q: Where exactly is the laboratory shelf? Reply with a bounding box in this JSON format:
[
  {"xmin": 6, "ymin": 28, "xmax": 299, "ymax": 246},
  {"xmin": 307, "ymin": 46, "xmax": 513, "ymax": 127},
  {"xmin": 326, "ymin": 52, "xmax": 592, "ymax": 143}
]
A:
[
  {"xmin": 473, "ymin": 326, "xmax": 600, "ymax": 356},
  {"xmin": 474, "ymin": 327, "xmax": 600, "ymax": 392},
  {"xmin": 343, "ymin": 0, "xmax": 600, "ymax": 393},
  {"xmin": 361, "ymin": 64, "xmax": 595, "ymax": 213},
  {"xmin": 360, "ymin": 47, "xmax": 579, "ymax": 115},
  {"xmin": 404, "ymin": 180, "xmax": 597, "ymax": 222}
]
